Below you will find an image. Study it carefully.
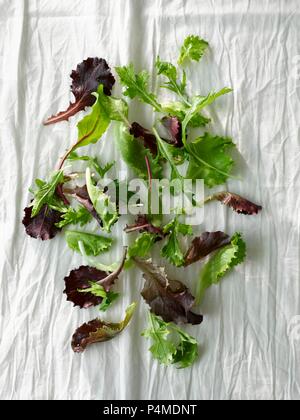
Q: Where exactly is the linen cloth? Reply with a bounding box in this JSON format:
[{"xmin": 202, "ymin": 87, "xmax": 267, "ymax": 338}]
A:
[{"xmin": 0, "ymin": 0, "xmax": 299, "ymax": 400}]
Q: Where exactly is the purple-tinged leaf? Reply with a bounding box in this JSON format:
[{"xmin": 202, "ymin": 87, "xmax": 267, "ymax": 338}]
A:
[
  {"xmin": 22, "ymin": 205, "xmax": 61, "ymax": 240},
  {"xmin": 184, "ymin": 231, "xmax": 230, "ymax": 266}
]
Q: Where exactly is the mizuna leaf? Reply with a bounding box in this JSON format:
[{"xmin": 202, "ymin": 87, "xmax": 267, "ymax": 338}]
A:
[
  {"xmin": 22, "ymin": 205, "xmax": 62, "ymax": 240},
  {"xmin": 130, "ymin": 122, "xmax": 158, "ymax": 156},
  {"xmin": 75, "ymin": 84, "xmax": 129, "ymax": 151},
  {"xmin": 184, "ymin": 231, "xmax": 231, "ymax": 266},
  {"xmin": 55, "ymin": 206, "xmax": 92, "ymax": 229},
  {"xmin": 71, "ymin": 302, "xmax": 137, "ymax": 353},
  {"xmin": 64, "ymin": 248, "xmax": 127, "ymax": 308},
  {"xmin": 155, "ymin": 56, "xmax": 187, "ymax": 103},
  {"xmin": 133, "ymin": 257, "xmax": 203, "ymax": 325},
  {"xmin": 115, "ymin": 123, "xmax": 162, "ymax": 180},
  {"xmin": 86, "ymin": 168, "xmax": 118, "ymax": 232},
  {"xmin": 65, "ymin": 230, "xmax": 112, "ymax": 256},
  {"xmin": 115, "ymin": 64, "xmax": 162, "ymax": 111},
  {"xmin": 196, "ymin": 232, "xmax": 246, "ymax": 304},
  {"xmin": 186, "ymin": 132, "xmax": 235, "ymax": 188},
  {"xmin": 44, "ymin": 57, "xmax": 115, "ymax": 125},
  {"xmin": 210, "ymin": 191, "xmax": 262, "ymax": 215},
  {"xmin": 142, "ymin": 313, "xmax": 199, "ymax": 368},
  {"xmin": 178, "ymin": 35, "xmax": 209, "ymax": 65}
]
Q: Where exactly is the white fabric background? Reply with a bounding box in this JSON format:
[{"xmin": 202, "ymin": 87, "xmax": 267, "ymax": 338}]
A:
[{"xmin": 0, "ymin": 0, "xmax": 299, "ymax": 400}]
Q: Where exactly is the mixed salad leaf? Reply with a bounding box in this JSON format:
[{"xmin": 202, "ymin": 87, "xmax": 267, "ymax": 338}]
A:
[{"xmin": 23, "ymin": 35, "xmax": 262, "ymax": 368}]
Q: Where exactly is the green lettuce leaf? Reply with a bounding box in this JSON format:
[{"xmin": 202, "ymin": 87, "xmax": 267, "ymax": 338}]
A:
[
  {"xmin": 115, "ymin": 64, "xmax": 162, "ymax": 112},
  {"xmin": 142, "ymin": 313, "xmax": 198, "ymax": 368},
  {"xmin": 196, "ymin": 232, "xmax": 246, "ymax": 303},
  {"xmin": 115, "ymin": 123, "xmax": 162, "ymax": 179},
  {"xmin": 75, "ymin": 84, "xmax": 129, "ymax": 151},
  {"xmin": 128, "ymin": 232, "xmax": 157, "ymax": 259},
  {"xmin": 178, "ymin": 35, "xmax": 209, "ymax": 65},
  {"xmin": 186, "ymin": 132, "xmax": 235, "ymax": 188},
  {"xmin": 65, "ymin": 230, "xmax": 112, "ymax": 256},
  {"xmin": 86, "ymin": 168, "xmax": 118, "ymax": 232},
  {"xmin": 161, "ymin": 218, "xmax": 193, "ymax": 267}
]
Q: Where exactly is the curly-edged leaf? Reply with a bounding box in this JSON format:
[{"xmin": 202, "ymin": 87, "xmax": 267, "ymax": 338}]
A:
[
  {"xmin": 44, "ymin": 57, "xmax": 115, "ymax": 125},
  {"xmin": 142, "ymin": 312, "xmax": 198, "ymax": 368},
  {"xmin": 178, "ymin": 35, "xmax": 209, "ymax": 65},
  {"xmin": 23, "ymin": 205, "xmax": 61, "ymax": 240},
  {"xmin": 130, "ymin": 122, "xmax": 158, "ymax": 156},
  {"xmin": 67, "ymin": 152, "xmax": 114, "ymax": 178},
  {"xmin": 162, "ymin": 101, "xmax": 210, "ymax": 128},
  {"xmin": 64, "ymin": 248, "xmax": 127, "ymax": 308},
  {"xmin": 72, "ymin": 185, "xmax": 102, "ymax": 226},
  {"xmin": 212, "ymin": 191, "xmax": 262, "ymax": 215},
  {"xmin": 124, "ymin": 215, "xmax": 164, "ymax": 237},
  {"xmin": 115, "ymin": 64, "xmax": 162, "ymax": 111},
  {"xmin": 65, "ymin": 230, "xmax": 112, "ymax": 256},
  {"xmin": 133, "ymin": 257, "xmax": 203, "ymax": 325},
  {"xmin": 56, "ymin": 206, "xmax": 91, "ymax": 229},
  {"xmin": 86, "ymin": 168, "xmax": 118, "ymax": 232},
  {"xmin": 182, "ymin": 88, "xmax": 232, "ymax": 144},
  {"xmin": 75, "ymin": 84, "xmax": 129, "ymax": 151},
  {"xmin": 71, "ymin": 302, "xmax": 137, "ymax": 353},
  {"xmin": 184, "ymin": 231, "xmax": 230, "ymax": 266},
  {"xmin": 128, "ymin": 232, "xmax": 157, "ymax": 259},
  {"xmin": 115, "ymin": 123, "xmax": 162, "ymax": 180},
  {"xmin": 162, "ymin": 218, "xmax": 192, "ymax": 267},
  {"xmin": 186, "ymin": 132, "xmax": 235, "ymax": 188},
  {"xmin": 161, "ymin": 116, "xmax": 183, "ymax": 148},
  {"xmin": 30, "ymin": 171, "xmax": 65, "ymax": 217},
  {"xmin": 196, "ymin": 232, "xmax": 246, "ymax": 304}
]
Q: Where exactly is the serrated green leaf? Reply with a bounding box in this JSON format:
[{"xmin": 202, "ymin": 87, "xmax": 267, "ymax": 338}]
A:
[
  {"xmin": 55, "ymin": 206, "xmax": 92, "ymax": 228},
  {"xmin": 161, "ymin": 218, "xmax": 192, "ymax": 267},
  {"xmin": 142, "ymin": 313, "xmax": 198, "ymax": 368},
  {"xmin": 128, "ymin": 232, "xmax": 157, "ymax": 259},
  {"xmin": 78, "ymin": 282, "xmax": 119, "ymax": 312},
  {"xmin": 196, "ymin": 232, "xmax": 246, "ymax": 303},
  {"xmin": 86, "ymin": 168, "xmax": 118, "ymax": 232},
  {"xmin": 116, "ymin": 64, "xmax": 162, "ymax": 111},
  {"xmin": 65, "ymin": 230, "xmax": 112, "ymax": 256},
  {"xmin": 186, "ymin": 132, "xmax": 235, "ymax": 188},
  {"xmin": 178, "ymin": 35, "xmax": 209, "ymax": 65},
  {"xmin": 155, "ymin": 56, "xmax": 188, "ymax": 104}
]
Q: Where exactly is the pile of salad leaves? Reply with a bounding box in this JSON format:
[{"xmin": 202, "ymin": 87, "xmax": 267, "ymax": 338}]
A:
[{"xmin": 23, "ymin": 35, "xmax": 262, "ymax": 368}]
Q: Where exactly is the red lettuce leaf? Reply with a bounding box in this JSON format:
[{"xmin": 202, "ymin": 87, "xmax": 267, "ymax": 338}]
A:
[
  {"xmin": 64, "ymin": 248, "xmax": 127, "ymax": 308},
  {"xmin": 130, "ymin": 122, "xmax": 158, "ymax": 156},
  {"xmin": 22, "ymin": 204, "xmax": 62, "ymax": 240},
  {"xmin": 184, "ymin": 231, "xmax": 230, "ymax": 266},
  {"xmin": 214, "ymin": 192, "xmax": 262, "ymax": 215},
  {"xmin": 161, "ymin": 116, "xmax": 183, "ymax": 147},
  {"xmin": 71, "ymin": 302, "xmax": 136, "ymax": 353},
  {"xmin": 44, "ymin": 58, "xmax": 115, "ymax": 125},
  {"xmin": 133, "ymin": 257, "xmax": 203, "ymax": 325},
  {"xmin": 124, "ymin": 215, "xmax": 164, "ymax": 238}
]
